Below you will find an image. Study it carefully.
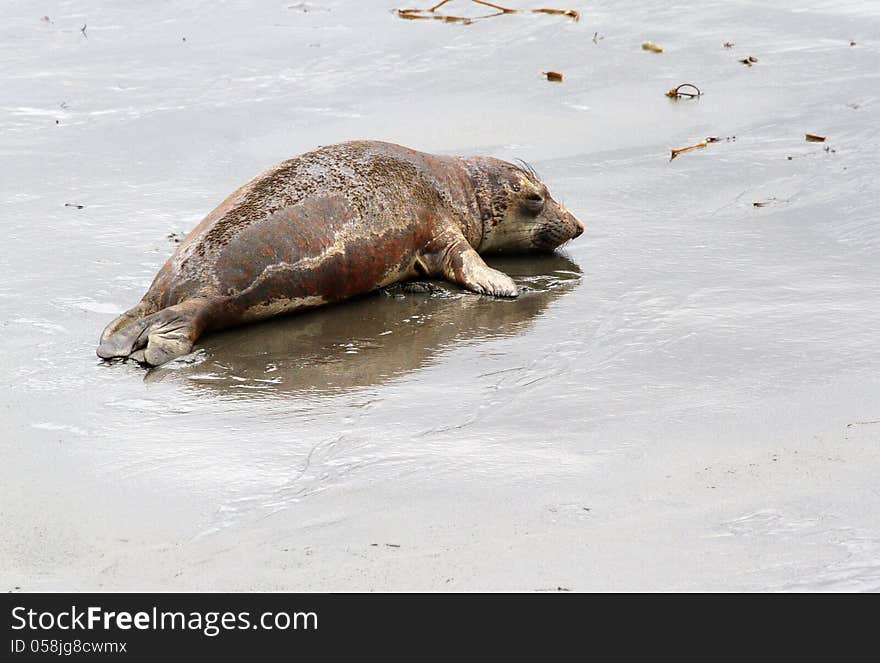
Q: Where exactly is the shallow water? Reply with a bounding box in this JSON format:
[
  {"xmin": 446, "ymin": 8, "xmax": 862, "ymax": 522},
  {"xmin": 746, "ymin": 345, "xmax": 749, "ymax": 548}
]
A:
[{"xmin": 3, "ymin": 0, "xmax": 880, "ymax": 591}]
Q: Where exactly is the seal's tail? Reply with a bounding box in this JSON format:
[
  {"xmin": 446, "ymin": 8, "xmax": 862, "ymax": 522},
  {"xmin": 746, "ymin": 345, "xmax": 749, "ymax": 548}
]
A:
[{"xmin": 97, "ymin": 300, "xmax": 209, "ymax": 366}]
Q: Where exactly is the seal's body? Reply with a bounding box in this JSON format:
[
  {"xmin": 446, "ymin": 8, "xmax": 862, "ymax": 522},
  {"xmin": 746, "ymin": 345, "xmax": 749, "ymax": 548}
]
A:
[{"xmin": 98, "ymin": 140, "xmax": 583, "ymax": 366}]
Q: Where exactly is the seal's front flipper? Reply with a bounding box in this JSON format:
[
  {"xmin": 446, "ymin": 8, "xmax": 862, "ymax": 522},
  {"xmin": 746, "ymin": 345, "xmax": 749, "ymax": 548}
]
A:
[
  {"xmin": 431, "ymin": 237, "xmax": 518, "ymax": 298},
  {"xmin": 96, "ymin": 300, "xmax": 208, "ymax": 366}
]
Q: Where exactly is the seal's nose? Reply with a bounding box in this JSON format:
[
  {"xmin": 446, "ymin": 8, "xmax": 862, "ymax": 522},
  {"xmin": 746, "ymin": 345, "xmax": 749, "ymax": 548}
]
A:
[{"xmin": 571, "ymin": 216, "xmax": 584, "ymax": 238}]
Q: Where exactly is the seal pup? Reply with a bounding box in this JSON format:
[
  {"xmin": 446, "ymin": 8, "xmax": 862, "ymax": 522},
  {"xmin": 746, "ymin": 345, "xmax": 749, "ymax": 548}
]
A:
[{"xmin": 97, "ymin": 140, "xmax": 583, "ymax": 366}]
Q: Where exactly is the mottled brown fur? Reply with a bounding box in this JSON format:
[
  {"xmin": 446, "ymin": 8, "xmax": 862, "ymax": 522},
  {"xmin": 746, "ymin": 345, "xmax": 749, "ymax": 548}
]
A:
[{"xmin": 98, "ymin": 140, "xmax": 583, "ymax": 366}]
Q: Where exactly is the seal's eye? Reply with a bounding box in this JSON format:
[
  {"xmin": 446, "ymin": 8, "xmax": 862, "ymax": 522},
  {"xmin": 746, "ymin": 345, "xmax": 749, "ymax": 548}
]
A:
[{"xmin": 523, "ymin": 193, "xmax": 544, "ymax": 213}]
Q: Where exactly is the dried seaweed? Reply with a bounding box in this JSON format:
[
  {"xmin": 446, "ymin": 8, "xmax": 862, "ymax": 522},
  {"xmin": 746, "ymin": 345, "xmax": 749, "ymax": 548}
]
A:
[
  {"xmin": 665, "ymin": 83, "xmax": 701, "ymax": 99},
  {"xmin": 397, "ymin": 1, "xmax": 579, "ymax": 25},
  {"xmin": 669, "ymin": 136, "xmax": 736, "ymax": 160},
  {"xmin": 669, "ymin": 139, "xmax": 707, "ymax": 160},
  {"xmin": 532, "ymin": 8, "xmax": 579, "ymax": 19}
]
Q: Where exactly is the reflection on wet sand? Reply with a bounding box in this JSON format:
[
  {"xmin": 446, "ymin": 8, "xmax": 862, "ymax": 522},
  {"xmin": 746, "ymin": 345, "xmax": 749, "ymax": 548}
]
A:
[{"xmin": 146, "ymin": 253, "xmax": 581, "ymax": 396}]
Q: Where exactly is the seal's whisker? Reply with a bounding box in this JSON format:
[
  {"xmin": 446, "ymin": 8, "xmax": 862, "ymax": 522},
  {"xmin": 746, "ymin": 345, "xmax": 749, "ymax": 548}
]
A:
[{"xmin": 513, "ymin": 158, "xmax": 541, "ymax": 183}]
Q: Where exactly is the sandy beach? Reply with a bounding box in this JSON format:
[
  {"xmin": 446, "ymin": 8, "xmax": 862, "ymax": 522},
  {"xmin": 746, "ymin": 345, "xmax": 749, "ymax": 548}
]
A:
[{"xmin": 2, "ymin": 0, "xmax": 879, "ymax": 591}]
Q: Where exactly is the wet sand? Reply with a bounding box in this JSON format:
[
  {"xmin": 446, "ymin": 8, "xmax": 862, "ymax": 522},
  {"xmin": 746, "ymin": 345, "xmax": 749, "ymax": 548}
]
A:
[{"xmin": 2, "ymin": 1, "xmax": 880, "ymax": 591}]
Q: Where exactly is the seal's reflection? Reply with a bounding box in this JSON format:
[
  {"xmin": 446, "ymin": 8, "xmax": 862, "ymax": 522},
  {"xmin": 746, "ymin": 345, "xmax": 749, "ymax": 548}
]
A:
[{"xmin": 147, "ymin": 254, "xmax": 581, "ymax": 396}]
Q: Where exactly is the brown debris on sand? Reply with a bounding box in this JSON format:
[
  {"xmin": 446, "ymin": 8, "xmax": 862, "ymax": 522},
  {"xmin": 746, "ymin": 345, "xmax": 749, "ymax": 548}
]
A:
[
  {"xmin": 397, "ymin": 1, "xmax": 579, "ymax": 24},
  {"xmin": 665, "ymin": 83, "xmax": 701, "ymax": 99},
  {"xmin": 669, "ymin": 136, "xmax": 735, "ymax": 160},
  {"xmin": 533, "ymin": 7, "xmax": 578, "ymax": 19},
  {"xmin": 669, "ymin": 139, "xmax": 708, "ymax": 160},
  {"xmin": 398, "ymin": 6, "xmax": 473, "ymax": 23}
]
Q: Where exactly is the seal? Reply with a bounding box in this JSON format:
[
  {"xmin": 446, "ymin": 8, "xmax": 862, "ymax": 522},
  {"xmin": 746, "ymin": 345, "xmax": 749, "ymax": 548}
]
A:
[{"xmin": 97, "ymin": 140, "xmax": 584, "ymax": 366}]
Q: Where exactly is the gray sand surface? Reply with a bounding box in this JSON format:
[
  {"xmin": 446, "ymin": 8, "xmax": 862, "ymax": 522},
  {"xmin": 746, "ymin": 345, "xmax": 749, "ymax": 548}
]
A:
[{"xmin": 2, "ymin": 1, "xmax": 879, "ymax": 591}]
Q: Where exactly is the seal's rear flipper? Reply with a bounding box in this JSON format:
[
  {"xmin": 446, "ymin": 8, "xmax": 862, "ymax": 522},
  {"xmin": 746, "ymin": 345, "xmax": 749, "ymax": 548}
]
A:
[
  {"xmin": 99, "ymin": 300, "xmax": 155, "ymax": 344},
  {"xmin": 96, "ymin": 300, "xmax": 209, "ymax": 366}
]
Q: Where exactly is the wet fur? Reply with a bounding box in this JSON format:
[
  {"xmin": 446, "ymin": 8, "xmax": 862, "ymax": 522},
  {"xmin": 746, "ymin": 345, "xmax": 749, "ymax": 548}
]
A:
[{"xmin": 98, "ymin": 141, "xmax": 583, "ymax": 366}]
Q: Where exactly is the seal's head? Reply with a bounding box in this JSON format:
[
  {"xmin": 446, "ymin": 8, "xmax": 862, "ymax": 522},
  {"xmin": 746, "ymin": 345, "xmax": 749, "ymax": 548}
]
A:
[{"xmin": 464, "ymin": 157, "xmax": 584, "ymax": 254}]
